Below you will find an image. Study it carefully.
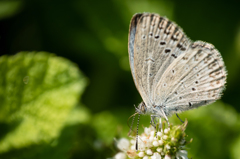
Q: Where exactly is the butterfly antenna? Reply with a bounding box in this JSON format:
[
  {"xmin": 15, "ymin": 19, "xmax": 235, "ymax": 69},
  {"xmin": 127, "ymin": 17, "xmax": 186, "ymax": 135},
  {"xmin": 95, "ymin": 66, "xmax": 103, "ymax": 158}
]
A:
[
  {"xmin": 133, "ymin": 104, "xmax": 138, "ymax": 110},
  {"xmin": 135, "ymin": 113, "xmax": 140, "ymax": 151},
  {"xmin": 176, "ymin": 113, "xmax": 184, "ymax": 123},
  {"xmin": 127, "ymin": 112, "xmax": 138, "ymax": 136}
]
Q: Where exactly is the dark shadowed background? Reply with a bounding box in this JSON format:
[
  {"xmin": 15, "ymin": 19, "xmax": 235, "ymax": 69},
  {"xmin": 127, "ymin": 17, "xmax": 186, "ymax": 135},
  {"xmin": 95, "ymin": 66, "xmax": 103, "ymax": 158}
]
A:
[{"xmin": 0, "ymin": 0, "xmax": 240, "ymax": 159}]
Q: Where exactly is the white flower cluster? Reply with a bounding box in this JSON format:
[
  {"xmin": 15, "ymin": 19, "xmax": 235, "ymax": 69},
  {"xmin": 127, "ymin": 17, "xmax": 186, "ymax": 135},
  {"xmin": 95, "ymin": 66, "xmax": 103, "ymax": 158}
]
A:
[{"xmin": 114, "ymin": 120, "xmax": 191, "ymax": 159}]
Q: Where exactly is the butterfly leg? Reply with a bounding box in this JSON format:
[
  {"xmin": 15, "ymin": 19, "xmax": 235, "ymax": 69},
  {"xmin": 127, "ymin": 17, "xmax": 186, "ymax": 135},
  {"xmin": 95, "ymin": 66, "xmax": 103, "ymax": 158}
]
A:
[
  {"xmin": 176, "ymin": 113, "xmax": 184, "ymax": 123},
  {"xmin": 150, "ymin": 115, "xmax": 158, "ymax": 128},
  {"xmin": 160, "ymin": 108, "xmax": 169, "ymax": 126}
]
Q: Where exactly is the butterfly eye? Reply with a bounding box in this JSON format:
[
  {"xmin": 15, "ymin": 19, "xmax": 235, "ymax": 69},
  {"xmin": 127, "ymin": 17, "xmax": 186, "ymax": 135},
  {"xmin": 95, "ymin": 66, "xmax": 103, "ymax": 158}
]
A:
[
  {"xmin": 189, "ymin": 102, "xmax": 192, "ymax": 107},
  {"xmin": 140, "ymin": 103, "xmax": 146, "ymax": 113}
]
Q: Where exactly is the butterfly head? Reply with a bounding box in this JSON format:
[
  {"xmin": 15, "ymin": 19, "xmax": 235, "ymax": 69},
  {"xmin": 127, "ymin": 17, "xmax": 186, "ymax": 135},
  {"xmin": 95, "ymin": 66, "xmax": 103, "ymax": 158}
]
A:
[{"xmin": 135, "ymin": 102, "xmax": 147, "ymax": 114}]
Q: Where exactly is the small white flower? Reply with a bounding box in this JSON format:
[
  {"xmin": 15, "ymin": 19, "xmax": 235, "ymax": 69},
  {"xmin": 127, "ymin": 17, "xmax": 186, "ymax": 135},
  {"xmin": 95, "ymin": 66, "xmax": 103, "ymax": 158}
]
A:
[
  {"xmin": 165, "ymin": 144, "xmax": 171, "ymax": 150},
  {"xmin": 150, "ymin": 131, "xmax": 155, "ymax": 137},
  {"xmin": 117, "ymin": 138, "xmax": 129, "ymax": 151},
  {"xmin": 143, "ymin": 156, "xmax": 149, "ymax": 159},
  {"xmin": 146, "ymin": 140, "xmax": 152, "ymax": 147},
  {"xmin": 138, "ymin": 142, "xmax": 146, "ymax": 150},
  {"xmin": 145, "ymin": 127, "xmax": 151, "ymax": 135},
  {"xmin": 113, "ymin": 121, "xmax": 191, "ymax": 159},
  {"xmin": 114, "ymin": 152, "xmax": 126, "ymax": 159},
  {"xmin": 164, "ymin": 129, "xmax": 169, "ymax": 134},
  {"xmin": 157, "ymin": 131, "xmax": 163, "ymax": 137},
  {"xmin": 150, "ymin": 126, "xmax": 155, "ymax": 131},
  {"xmin": 146, "ymin": 149, "xmax": 153, "ymax": 155},
  {"xmin": 130, "ymin": 145, "xmax": 135, "ymax": 150},
  {"xmin": 142, "ymin": 136, "xmax": 147, "ymax": 141},
  {"xmin": 158, "ymin": 139, "xmax": 164, "ymax": 145},
  {"xmin": 149, "ymin": 136, "xmax": 154, "ymax": 142},
  {"xmin": 163, "ymin": 135, "xmax": 168, "ymax": 140},
  {"xmin": 138, "ymin": 151, "xmax": 145, "ymax": 157},
  {"xmin": 130, "ymin": 139, "xmax": 135, "ymax": 144},
  {"xmin": 156, "ymin": 147, "xmax": 163, "ymax": 152},
  {"xmin": 153, "ymin": 141, "xmax": 159, "ymax": 147},
  {"xmin": 164, "ymin": 154, "xmax": 172, "ymax": 159},
  {"xmin": 151, "ymin": 152, "xmax": 161, "ymax": 159}
]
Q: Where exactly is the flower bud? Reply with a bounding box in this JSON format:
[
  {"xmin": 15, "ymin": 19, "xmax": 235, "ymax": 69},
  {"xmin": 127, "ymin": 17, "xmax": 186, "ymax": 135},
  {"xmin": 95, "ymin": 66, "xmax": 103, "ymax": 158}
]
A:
[
  {"xmin": 165, "ymin": 144, "xmax": 171, "ymax": 150},
  {"xmin": 153, "ymin": 141, "xmax": 159, "ymax": 147},
  {"xmin": 157, "ymin": 131, "xmax": 163, "ymax": 137},
  {"xmin": 146, "ymin": 149, "xmax": 153, "ymax": 155},
  {"xmin": 163, "ymin": 135, "xmax": 168, "ymax": 140},
  {"xmin": 158, "ymin": 139, "xmax": 164, "ymax": 145},
  {"xmin": 138, "ymin": 151, "xmax": 145, "ymax": 157},
  {"xmin": 157, "ymin": 148, "xmax": 163, "ymax": 152}
]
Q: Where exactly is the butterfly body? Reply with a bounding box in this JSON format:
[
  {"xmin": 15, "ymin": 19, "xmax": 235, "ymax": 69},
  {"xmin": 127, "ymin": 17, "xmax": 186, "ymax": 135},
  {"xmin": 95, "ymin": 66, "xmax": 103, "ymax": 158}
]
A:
[{"xmin": 128, "ymin": 13, "xmax": 227, "ymax": 120}]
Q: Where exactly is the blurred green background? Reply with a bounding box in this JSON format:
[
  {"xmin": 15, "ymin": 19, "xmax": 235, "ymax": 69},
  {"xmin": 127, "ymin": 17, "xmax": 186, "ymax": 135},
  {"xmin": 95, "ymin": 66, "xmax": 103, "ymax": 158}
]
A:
[{"xmin": 0, "ymin": 0, "xmax": 239, "ymax": 159}]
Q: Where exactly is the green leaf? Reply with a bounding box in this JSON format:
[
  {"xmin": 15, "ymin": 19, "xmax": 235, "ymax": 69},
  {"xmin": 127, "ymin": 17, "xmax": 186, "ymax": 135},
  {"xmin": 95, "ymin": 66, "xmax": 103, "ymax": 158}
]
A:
[{"xmin": 0, "ymin": 52, "xmax": 87, "ymax": 154}]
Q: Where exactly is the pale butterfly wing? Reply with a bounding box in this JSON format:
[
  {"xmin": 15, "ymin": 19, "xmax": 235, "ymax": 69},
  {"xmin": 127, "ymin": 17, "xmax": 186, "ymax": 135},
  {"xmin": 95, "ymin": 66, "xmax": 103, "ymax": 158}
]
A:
[
  {"xmin": 128, "ymin": 13, "xmax": 191, "ymax": 109},
  {"xmin": 154, "ymin": 41, "xmax": 227, "ymax": 116},
  {"xmin": 128, "ymin": 13, "xmax": 152, "ymax": 107},
  {"xmin": 128, "ymin": 13, "xmax": 227, "ymax": 117},
  {"xmin": 129, "ymin": 13, "xmax": 153, "ymax": 107}
]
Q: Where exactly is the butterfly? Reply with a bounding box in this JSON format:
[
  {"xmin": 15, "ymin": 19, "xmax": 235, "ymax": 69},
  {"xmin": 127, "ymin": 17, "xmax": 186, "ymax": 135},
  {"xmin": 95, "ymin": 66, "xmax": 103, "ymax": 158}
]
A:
[{"xmin": 128, "ymin": 13, "xmax": 227, "ymax": 125}]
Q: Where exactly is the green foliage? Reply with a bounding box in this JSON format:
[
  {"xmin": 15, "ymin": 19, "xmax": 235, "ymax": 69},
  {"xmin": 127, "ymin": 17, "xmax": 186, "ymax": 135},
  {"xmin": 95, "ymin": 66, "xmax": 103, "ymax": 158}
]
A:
[
  {"xmin": 169, "ymin": 101, "xmax": 240, "ymax": 159},
  {"xmin": 0, "ymin": 52, "xmax": 88, "ymax": 159},
  {"xmin": 92, "ymin": 111, "xmax": 118, "ymax": 144}
]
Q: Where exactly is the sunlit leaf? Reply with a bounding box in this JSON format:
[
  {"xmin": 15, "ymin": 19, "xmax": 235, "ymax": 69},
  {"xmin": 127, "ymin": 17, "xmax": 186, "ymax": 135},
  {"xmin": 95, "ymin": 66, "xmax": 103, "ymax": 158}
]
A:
[{"xmin": 0, "ymin": 52, "xmax": 87, "ymax": 155}]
